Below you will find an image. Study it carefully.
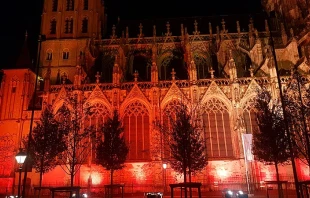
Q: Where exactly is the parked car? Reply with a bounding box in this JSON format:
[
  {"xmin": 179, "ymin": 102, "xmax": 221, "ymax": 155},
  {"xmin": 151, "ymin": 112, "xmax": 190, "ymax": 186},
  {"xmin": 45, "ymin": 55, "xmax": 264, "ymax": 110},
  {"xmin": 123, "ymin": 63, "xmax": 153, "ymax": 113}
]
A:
[{"xmin": 222, "ymin": 188, "xmax": 248, "ymax": 198}]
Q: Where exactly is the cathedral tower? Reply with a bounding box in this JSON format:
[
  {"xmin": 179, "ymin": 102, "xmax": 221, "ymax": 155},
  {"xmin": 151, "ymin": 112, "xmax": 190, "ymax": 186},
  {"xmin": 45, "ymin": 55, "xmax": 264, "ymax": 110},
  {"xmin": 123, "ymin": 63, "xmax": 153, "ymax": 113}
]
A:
[{"xmin": 39, "ymin": 0, "xmax": 105, "ymax": 84}]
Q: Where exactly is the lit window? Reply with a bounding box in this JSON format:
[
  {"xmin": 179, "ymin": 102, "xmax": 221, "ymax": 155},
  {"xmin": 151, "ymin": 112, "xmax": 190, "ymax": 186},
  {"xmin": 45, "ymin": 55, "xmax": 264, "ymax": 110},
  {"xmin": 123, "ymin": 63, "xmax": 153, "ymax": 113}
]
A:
[
  {"xmin": 63, "ymin": 50, "xmax": 69, "ymax": 59},
  {"xmin": 46, "ymin": 52, "xmax": 53, "ymax": 60}
]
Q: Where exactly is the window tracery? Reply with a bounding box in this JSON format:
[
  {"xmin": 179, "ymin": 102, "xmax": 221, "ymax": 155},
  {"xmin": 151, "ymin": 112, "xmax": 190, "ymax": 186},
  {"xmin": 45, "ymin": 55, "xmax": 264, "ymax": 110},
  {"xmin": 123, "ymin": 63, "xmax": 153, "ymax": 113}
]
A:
[
  {"xmin": 123, "ymin": 101, "xmax": 150, "ymax": 161},
  {"xmin": 84, "ymin": 103, "xmax": 110, "ymax": 163},
  {"xmin": 193, "ymin": 54, "xmax": 209, "ymax": 79},
  {"xmin": 242, "ymin": 98, "xmax": 258, "ymax": 134},
  {"xmin": 162, "ymin": 99, "xmax": 182, "ymax": 160},
  {"xmin": 160, "ymin": 57, "xmax": 172, "ymax": 80},
  {"xmin": 202, "ymin": 98, "xmax": 233, "ymax": 158}
]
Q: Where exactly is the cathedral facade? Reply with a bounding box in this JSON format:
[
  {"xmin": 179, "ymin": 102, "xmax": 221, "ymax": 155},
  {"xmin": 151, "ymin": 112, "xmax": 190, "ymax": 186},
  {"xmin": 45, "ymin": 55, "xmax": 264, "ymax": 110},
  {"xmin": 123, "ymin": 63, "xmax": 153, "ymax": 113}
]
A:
[{"xmin": 0, "ymin": 0, "xmax": 310, "ymax": 194}]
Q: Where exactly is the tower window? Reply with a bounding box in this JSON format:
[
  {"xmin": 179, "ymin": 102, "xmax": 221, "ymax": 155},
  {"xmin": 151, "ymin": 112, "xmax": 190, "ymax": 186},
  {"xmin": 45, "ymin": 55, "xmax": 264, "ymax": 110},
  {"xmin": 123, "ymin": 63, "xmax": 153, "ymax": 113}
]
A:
[
  {"xmin": 66, "ymin": 0, "xmax": 74, "ymax": 11},
  {"xmin": 65, "ymin": 18, "xmax": 73, "ymax": 34},
  {"xmin": 50, "ymin": 19, "xmax": 57, "ymax": 34},
  {"xmin": 82, "ymin": 17, "xmax": 88, "ymax": 33},
  {"xmin": 83, "ymin": 0, "xmax": 88, "ymax": 10},
  {"xmin": 52, "ymin": 0, "xmax": 58, "ymax": 12},
  {"xmin": 63, "ymin": 50, "xmax": 69, "ymax": 59},
  {"xmin": 46, "ymin": 52, "xmax": 53, "ymax": 60}
]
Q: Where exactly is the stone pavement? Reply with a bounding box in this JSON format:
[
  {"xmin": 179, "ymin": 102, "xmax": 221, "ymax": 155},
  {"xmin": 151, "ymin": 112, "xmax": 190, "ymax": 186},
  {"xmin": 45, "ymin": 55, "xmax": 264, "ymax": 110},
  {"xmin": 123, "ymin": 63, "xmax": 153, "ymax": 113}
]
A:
[{"xmin": 90, "ymin": 190, "xmax": 298, "ymax": 198}]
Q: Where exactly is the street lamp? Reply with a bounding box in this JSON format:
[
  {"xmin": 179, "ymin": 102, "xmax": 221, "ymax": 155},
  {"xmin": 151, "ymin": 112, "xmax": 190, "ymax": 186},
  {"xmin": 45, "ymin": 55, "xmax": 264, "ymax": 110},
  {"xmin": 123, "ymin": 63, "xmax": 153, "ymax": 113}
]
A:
[
  {"xmin": 15, "ymin": 150, "xmax": 27, "ymax": 198},
  {"xmin": 163, "ymin": 163, "xmax": 167, "ymax": 193}
]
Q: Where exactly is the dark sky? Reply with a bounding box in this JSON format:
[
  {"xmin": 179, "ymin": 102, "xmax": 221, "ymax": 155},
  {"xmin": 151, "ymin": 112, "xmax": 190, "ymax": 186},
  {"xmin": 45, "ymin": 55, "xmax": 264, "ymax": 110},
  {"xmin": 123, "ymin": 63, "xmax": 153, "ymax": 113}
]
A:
[{"xmin": 0, "ymin": 0, "xmax": 262, "ymax": 69}]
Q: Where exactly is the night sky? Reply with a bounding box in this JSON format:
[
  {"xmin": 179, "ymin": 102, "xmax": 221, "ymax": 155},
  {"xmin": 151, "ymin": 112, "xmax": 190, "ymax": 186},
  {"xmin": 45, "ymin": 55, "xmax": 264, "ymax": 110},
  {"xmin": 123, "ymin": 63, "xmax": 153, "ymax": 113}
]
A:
[{"xmin": 0, "ymin": 0, "xmax": 262, "ymax": 69}]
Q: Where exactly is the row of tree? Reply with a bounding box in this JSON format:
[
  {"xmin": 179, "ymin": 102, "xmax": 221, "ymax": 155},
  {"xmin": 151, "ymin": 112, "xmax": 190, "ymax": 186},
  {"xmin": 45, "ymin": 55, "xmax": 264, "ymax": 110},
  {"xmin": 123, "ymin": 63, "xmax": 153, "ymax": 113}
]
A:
[
  {"xmin": 27, "ymin": 93, "xmax": 208, "ymax": 198},
  {"xmin": 26, "ymin": 94, "xmax": 129, "ymax": 197},
  {"xmin": 252, "ymin": 70, "xmax": 310, "ymax": 197}
]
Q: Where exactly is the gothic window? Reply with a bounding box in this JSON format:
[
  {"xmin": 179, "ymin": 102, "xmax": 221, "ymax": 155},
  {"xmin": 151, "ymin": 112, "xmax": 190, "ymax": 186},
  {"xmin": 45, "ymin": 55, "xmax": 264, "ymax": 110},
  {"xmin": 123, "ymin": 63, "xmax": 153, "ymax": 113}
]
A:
[
  {"xmin": 160, "ymin": 57, "xmax": 173, "ymax": 80},
  {"xmin": 65, "ymin": 18, "xmax": 73, "ymax": 34},
  {"xmin": 82, "ymin": 17, "xmax": 88, "ymax": 33},
  {"xmin": 100, "ymin": 55, "xmax": 114, "ymax": 83},
  {"xmin": 66, "ymin": 0, "xmax": 74, "ymax": 11},
  {"xmin": 162, "ymin": 100, "xmax": 183, "ymax": 160},
  {"xmin": 123, "ymin": 101, "xmax": 150, "ymax": 161},
  {"xmin": 132, "ymin": 54, "xmax": 150, "ymax": 81},
  {"xmin": 83, "ymin": 0, "xmax": 88, "ymax": 10},
  {"xmin": 202, "ymin": 98, "xmax": 234, "ymax": 158},
  {"xmin": 243, "ymin": 99, "xmax": 258, "ymax": 134},
  {"xmin": 194, "ymin": 54, "xmax": 210, "ymax": 79},
  {"xmin": 84, "ymin": 103, "xmax": 110, "ymax": 163},
  {"xmin": 50, "ymin": 19, "xmax": 57, "ymax": 34},
  {"xmin": 52, "ymin": 0, "xmax": 58, "ymax": 12},
  {"xmin": 170, "ymin": 51, "xmax": 187, "ymax": 80},
  {"xmin": 46, "ymin": 49, "xmax": 53, "ymax": 60},
  {"xmin": 63, "ymin": 49, "xmax": 69, "ymax": 59}
]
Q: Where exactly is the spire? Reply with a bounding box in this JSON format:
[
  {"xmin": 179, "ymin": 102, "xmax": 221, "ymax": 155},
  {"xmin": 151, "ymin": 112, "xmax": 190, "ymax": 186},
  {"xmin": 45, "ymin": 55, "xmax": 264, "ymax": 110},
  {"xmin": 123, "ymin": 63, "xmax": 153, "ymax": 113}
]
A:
[{"xmin": 15, "ymin": 30, "xmax": 33, "ymax": 69}]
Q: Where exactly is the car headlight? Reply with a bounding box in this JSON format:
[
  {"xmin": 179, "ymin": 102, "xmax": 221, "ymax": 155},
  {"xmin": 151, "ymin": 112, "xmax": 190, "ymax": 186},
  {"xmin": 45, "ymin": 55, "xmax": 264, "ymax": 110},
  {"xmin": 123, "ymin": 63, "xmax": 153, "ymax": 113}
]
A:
[
  {"xmin": 227, "ymin": 190, "xmax": 233, "ymax": 195},
  {"xmin": 238, "ymin": 190, "xmax": 244, "ymax": 194}
]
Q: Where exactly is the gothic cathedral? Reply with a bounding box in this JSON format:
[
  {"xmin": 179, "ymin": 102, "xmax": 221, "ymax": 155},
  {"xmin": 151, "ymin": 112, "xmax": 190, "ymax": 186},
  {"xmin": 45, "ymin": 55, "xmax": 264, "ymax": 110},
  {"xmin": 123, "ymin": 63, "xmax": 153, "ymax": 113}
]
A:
[{"xmin": 0, "ymin": 0, "xmax": 309, "ymax": 193}]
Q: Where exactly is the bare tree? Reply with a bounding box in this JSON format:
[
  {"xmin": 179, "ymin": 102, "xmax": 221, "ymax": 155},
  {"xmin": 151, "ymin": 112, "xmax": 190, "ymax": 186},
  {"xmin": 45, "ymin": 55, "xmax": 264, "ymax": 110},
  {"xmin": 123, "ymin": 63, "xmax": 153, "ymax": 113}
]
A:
[
  {"xmin": 253, "ymin": 89, "xmax": 290, "ymax": 198},
  {"xmin": 57, "ymin": 94, "xmax": 95, "ymax": 187},
  {"xmin": 155, "ymin": 103, "xmax": 208, "ymax": 198},
  {"xmin": 96, "ymin": 109, "xmax": 129, "ymax": 198},
  {"xmin": 26, "ymin": 104, "xmax": 67, "ymax": 197},
  {"xmin": 283, "ymin": 70, "xmax": 310, "ymax": 166}
]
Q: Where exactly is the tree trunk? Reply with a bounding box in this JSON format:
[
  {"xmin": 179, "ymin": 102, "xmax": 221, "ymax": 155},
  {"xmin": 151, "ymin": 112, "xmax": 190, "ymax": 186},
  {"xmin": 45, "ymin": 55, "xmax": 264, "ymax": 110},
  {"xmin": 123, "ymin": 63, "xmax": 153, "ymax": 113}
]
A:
[
  {"xmin": 71, "ymin": 162, "xmax": 75, "ymax": 187},
  {"xmin": 183, "ymin": 168, "xmax": 187, "ymax": 198},
  {"xmin": 38, "ymin": 157, "xmax": 44, "ymax": 198},
  {"xmin": 110, "ymin": 169, "xmax": 114, "ymax": 198},
  {"xmin": 275, "ymin": 163, "xmax": 283, "ymax": 198},
  {"xmin": 189, "ymin": 168, "xmax": 192, "ymax": 198}
]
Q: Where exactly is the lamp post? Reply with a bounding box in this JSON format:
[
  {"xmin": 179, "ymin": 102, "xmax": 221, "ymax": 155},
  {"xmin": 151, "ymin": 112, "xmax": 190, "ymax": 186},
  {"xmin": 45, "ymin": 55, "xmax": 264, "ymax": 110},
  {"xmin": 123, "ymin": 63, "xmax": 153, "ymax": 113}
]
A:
[
  {"xmin": 22, "ymin": 34, "xmax": 46, "ymax": 198},
  {"xmin": 163, "ymin": 163, "xmax": 167, "ymax": 193},
  {"xmin": 15, "ymin": 150, "xmax": 27, "ymax": 198}
]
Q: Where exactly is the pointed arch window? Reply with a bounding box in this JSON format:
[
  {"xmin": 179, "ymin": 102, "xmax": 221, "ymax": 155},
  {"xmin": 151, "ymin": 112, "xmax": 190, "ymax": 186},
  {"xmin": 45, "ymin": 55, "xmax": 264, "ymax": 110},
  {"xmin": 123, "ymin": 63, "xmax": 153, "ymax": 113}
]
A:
[
  {"xmin": 52, "ymin": 0, "xmax": 58, "ymax": 12},
  {"xmin": 202, "ymin": 98, "xmax": 233, "ymax": 158},
  {"xmin": 66, "ymin": 0, "xmax": 74, "ymax": 11},
  {"xmin": 65, "ymin": 18, "xmax": 73, "ymax": 34},
  {"xmin": 84, "ymin": 103, "xmax": 110, "ymax": 163},
  {"xmin": 82, "ymin": 17, "xmax": 88, "ymax": 33},
  {"xmin": 162, "ymin": 99, "xmax": 182, "ymax": 160},
  {"xmin": 63, "ymin": 49, "xmax": 69, "ymax": 60},
  {"xmin": 243, "ymin": 99, "xmax": 258, "ymax": 134},
  {"xmin": 46, "ymin": 49, "xmax": 53, "ymax": 60},
  {"xmin": 160, "ymin": 57, "xmax": 173, "ymax": 80},
  {"xmin": 193, "ymin": 54, "xmax": 211, "ymax": 79},
  {"xmin": 50, "ymin": 19, "xmax": 57, "ymax": 34},
  {"xmin": 83, "ymin": 0, "xmax": 88, "ymax": 10},
  {"xmin": 123, "ymin": 101, "xmax": 150, "ymax": 161}
]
